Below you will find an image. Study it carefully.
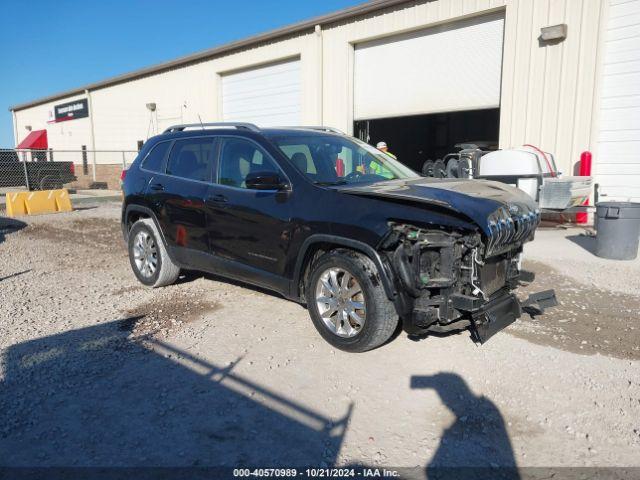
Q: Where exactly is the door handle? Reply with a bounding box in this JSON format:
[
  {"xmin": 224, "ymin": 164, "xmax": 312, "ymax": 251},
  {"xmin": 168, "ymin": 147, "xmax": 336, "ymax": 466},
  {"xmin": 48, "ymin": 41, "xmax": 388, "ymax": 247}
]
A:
[
  {"xmin": 149, "ymin": 183, "xmax": 164, "ymax": 191},
  {"xmin": 207, "ymin": 194, "xmax": 228, "ymax": 205}
]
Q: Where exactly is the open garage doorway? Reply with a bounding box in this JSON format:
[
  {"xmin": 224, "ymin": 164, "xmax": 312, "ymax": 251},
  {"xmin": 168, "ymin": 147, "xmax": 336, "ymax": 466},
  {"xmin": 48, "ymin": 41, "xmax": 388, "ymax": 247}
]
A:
[
  {"xmin": 352, "ymin": 11, "xmax": 505, "ymax": 173},
  {"xmin": 354, "ymin": 108, "xmax": 500, "ymax": 172}
]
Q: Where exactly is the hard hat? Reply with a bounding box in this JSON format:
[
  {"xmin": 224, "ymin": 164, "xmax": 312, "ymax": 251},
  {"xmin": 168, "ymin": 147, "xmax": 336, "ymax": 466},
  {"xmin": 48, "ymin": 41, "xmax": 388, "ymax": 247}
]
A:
[{"xmin": 376, "ymin": 141, "xmax": 387, "ymax": 149}]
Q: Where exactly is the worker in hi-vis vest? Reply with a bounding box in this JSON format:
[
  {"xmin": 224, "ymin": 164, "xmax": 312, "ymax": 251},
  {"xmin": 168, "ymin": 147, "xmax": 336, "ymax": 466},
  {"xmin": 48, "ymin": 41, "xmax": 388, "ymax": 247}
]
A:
[
  {"xmin": 376, "ymin": 141, "xmax": 397, "ymax": 160},
  {"xmin": 362, "ymin": 141, "xmax": 394, "ymax": 179}
]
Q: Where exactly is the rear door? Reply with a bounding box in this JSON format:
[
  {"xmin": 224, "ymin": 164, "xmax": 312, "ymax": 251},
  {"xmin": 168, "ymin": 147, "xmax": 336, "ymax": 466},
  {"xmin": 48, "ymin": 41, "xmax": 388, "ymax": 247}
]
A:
[
  {"xmin": 206, "ymin": 136, "xmax": 293, "ymax": 278},
  {"xmin": 146, "ymin": 137, "xmax": 216, "ymax": 264}
]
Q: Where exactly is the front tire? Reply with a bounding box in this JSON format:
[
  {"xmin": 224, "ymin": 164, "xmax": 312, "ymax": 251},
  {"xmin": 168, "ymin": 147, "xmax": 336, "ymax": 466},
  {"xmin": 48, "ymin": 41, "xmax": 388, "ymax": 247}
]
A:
[
  {"xmin": 305, "ymin": 249, "xmax": 398, "ymax": 352},
  {"xmin": 128, "ymin": 218, "xmax": 180, "ymax": 287}
]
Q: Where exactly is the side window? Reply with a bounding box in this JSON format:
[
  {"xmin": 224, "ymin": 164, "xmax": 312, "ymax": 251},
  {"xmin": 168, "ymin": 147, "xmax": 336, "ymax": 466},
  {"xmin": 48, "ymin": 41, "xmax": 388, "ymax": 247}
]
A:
[
  {"xmin": 166, "ymin": 138, "xmax": 215, "ymax": 182},
  {"xmin": 335, "ymin": 146, "xmax": 353, "ymax": 177},
  {"xmin": 279, "ymin": 144, "xmax": 317, "ymax": 174},
  {"xmin": 141, "ymin": 141, "xmax": 171, "ymax": 172},
  {"xmin": 218, "ymin": 138, "xmax": 281, "ymax": 189}
]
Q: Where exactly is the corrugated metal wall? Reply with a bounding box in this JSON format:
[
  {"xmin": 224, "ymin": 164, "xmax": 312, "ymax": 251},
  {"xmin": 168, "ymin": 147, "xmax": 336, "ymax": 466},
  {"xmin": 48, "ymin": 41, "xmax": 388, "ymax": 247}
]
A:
[
  {"xmin": 321, "ymin": 0, "xmax": 605, "ymax": 176},
  {"xmin": 13, "ymin": 32, "xmax": 319, "ymax": 159},
  {"xmin": 13, "ymin": 0, "xmax": 607, "ymax": 178},
  {"xmin": 88, "ymin": 30, "xmax": 320, "ymax": 156},
  {"xmin": 321, "ymin": 0, "xmax": 507, "ymax": 133},
  {"xmin": 500, "ymin": 0, "xmax": 606, "ymax": 176},
  {"xmin": 595, "ymin": 0, "xmax": 640, "ymax": 201}
]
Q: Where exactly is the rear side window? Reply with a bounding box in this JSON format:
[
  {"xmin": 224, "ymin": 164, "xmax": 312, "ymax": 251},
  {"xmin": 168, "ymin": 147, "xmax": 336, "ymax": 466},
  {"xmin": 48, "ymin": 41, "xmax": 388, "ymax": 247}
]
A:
[
  {"xmin": 141, "ymin": 141, "xmax": 171, "ymax": 172},
  {"xmin": 166, "ymin": 138, "xmax": 215, "ymax": 182}
]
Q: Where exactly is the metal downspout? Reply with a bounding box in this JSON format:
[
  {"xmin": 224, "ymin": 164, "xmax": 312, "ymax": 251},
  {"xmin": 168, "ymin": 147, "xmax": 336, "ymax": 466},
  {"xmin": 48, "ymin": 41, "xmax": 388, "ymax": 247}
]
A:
[
  {"xmin": 85, "ymin": 89, "xmax": 97, "ymax": 181},
  {"xmin": 315, "ymin": 24, "xmax": 323, "ymax": 125},
  {"xmin": 11, "ymin": 110, "xmax": 18, "ymax": 147}
]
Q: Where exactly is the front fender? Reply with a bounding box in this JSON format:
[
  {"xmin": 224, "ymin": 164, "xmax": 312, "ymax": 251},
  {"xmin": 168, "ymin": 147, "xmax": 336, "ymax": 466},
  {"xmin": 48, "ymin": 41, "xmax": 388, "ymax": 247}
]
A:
[{"xmin": 291, "ymin": 234, "xmax": 398, "ymax": 301}]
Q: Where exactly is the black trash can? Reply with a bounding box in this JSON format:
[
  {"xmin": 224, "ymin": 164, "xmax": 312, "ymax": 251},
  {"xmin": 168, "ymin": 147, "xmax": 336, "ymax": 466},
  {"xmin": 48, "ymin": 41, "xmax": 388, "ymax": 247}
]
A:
[{"xmin": 595, "ymin": 202, "xmax": 640, "ymax": 260}]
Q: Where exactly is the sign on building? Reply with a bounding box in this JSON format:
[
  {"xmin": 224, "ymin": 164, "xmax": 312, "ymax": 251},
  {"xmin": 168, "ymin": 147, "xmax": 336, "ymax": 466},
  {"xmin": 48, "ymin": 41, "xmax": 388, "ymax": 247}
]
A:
[{"xmin": 53, "ymin": 99, "xmax": 89, "ymax": 122}]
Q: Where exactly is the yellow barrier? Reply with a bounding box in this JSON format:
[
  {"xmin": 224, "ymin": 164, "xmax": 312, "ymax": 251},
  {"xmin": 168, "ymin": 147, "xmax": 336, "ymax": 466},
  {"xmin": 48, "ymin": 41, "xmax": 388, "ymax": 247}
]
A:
[
  {"xmin": 6, "ymin": 189, "xmax": 73, "ymax": 217},
  {"xmin": 5, "ymin": 192, "xmax": 27, "ymax": 217}
]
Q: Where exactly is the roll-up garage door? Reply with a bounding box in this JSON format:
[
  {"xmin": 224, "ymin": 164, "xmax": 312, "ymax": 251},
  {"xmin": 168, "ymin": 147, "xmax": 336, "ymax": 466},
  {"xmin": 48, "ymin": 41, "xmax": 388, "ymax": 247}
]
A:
[
  {"xmin": 596, "ymin": 0, "xmax": 640, "ymax": 201},
  {"xmin": 222, "ymin": 59, "xmax": 301, "ymax": 127},
  {"xmin": 353, "ymin": 12, "xmax": 505, "ymax": 120}
]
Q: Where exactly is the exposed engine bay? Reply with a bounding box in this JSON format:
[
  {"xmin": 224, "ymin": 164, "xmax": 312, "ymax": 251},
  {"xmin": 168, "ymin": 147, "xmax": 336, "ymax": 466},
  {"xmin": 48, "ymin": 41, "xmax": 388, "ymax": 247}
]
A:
[{"xmin": 380, "ymin": 221, "xmax": 557, "ymax": 343}]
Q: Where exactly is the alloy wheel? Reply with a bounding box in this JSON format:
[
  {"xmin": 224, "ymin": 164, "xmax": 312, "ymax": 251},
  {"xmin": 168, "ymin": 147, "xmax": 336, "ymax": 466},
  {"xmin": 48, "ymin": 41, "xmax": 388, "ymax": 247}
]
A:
[
  {"xmin": 315, "ymin": 267, "xmax": 366, "ymax": 338},
  {"xmin": 132, "ymin": 230, "xmax": 158, "ymax": 278}
]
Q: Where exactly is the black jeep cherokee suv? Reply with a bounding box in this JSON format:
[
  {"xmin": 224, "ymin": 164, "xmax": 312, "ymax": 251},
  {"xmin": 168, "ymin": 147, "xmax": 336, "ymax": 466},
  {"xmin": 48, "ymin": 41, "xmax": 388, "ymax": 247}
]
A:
[{"xmin": 122, "ymin": 123, "xmax": 554, "ymax": 352}]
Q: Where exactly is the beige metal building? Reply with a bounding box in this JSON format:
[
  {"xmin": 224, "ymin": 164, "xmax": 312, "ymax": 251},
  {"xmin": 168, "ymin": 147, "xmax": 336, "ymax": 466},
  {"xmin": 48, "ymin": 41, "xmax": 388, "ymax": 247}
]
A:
[{"xmin": 9, "ymin": 0, "xmax": 640, "ymax": 200}]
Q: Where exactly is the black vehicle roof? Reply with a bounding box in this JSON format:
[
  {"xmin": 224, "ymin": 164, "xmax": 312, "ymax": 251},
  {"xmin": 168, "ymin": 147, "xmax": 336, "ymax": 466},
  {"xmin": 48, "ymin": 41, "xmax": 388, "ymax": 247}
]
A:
[
  {"xmin": 262, "ymin": 128, "xmax": 341, "ymax": 137},
  {"xmin": 151, "ymin": 126, "xmax": 341, "ymax": 142}
]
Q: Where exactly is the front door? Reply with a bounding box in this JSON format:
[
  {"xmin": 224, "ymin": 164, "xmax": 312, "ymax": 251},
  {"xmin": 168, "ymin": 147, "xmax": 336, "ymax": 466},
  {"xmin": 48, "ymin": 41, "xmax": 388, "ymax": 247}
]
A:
[{"xmin": 206, "ymin": 136, "xmax": 293, "ymax": 278}]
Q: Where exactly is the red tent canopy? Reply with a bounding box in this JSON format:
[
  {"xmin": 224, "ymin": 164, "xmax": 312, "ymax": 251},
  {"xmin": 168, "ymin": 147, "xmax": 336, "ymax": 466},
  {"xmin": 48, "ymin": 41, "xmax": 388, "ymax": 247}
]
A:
[{"xmin": 17, "ymin": 129, "xmax": 48, "ymax": 149}]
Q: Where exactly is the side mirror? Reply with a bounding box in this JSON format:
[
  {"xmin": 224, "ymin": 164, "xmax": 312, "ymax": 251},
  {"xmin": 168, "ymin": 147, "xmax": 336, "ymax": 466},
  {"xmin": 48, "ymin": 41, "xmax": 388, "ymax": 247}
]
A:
[{"xmin": 245, "ymin": 171, "xmax": 287, "ymax": 191}]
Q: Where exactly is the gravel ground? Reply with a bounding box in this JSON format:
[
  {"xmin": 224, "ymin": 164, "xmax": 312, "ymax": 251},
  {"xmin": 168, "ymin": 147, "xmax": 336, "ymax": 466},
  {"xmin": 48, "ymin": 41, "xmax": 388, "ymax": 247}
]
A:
[{"xmin": 0, "ymin": 204, "xmax": 639, "ymax": 473}]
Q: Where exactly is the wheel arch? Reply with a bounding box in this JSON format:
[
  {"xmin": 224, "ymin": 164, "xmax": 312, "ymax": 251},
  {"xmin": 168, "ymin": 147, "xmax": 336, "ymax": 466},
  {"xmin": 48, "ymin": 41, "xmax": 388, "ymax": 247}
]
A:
[
  {"xmin": 292, "ymin": 234, "xmax": 397, "ymax": 302},
  {"xmin": 122, "ymin": 205, "xmax": 169, "ymax": 249}
]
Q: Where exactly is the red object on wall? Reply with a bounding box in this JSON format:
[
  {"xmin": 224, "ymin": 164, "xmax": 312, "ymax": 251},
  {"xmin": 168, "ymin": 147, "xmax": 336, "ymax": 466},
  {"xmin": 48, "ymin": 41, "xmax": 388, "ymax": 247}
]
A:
[
  {"xmin": 578, "ymin": 151, "xmax": 592, "ymax": 176},
  {"xmin": 576, "ymin": 151, "xmax": 592, "ymax": 224},
  {"xmin": 17, "ymin": 129, "xmax": 48, "ymax": 149}
]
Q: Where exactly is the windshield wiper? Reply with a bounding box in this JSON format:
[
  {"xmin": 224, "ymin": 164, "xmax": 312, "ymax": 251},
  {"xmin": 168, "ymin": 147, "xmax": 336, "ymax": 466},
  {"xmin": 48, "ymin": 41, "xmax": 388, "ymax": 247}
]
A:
[{"xmin": 313, "ymin": 180, "xmax": 348, "ymax": 186}]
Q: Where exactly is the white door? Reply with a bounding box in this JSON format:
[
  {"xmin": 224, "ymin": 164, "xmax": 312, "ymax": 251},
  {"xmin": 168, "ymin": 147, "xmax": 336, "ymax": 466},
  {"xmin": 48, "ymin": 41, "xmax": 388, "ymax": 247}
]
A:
[
  {"xmin": 353, "ymin": 12, "xmax": 505, "ymax": 120},
  {"xmin": 221, "ymin": 59, "xmax": 301, "ymax": 127},
  {"xmin": 596, "ymin": 0, "xmax": 640, "ymax": 201}
]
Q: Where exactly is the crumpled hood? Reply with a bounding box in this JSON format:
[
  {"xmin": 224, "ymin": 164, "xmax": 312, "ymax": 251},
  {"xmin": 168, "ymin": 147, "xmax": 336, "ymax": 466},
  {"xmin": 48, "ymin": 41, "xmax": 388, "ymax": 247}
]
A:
[{"xmin": 333, "ymin": 177, "xmax": 538, "ymax": 236}]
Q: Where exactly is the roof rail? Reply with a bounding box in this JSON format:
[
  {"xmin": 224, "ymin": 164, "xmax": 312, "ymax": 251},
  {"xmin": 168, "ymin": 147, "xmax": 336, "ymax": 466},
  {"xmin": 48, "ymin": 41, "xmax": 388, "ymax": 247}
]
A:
[
  {"xmin": 275, "ymin": 126, "xmax": 346, "ymax": 135},
  {"xmin": 163, "ymin": 122, "xmax": 260, "ymax": 133}
]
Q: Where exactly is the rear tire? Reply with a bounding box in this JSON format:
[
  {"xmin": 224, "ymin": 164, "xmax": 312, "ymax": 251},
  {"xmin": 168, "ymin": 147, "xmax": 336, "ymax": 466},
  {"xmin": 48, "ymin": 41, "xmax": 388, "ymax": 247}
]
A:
[
  {"xmin": 305, "ymin": 249, "xmax": 398, "ymax": 352},
  {"xmin": 128, "ymin": 218, "xmax": 180, "ymax": 288},
  {"xmin": 433, "ymin": 159, "xmax": 446, "ymax": 178},
  {"xmin": 421, "ymin": 159, "xmax": 435, "ymax": 177}
]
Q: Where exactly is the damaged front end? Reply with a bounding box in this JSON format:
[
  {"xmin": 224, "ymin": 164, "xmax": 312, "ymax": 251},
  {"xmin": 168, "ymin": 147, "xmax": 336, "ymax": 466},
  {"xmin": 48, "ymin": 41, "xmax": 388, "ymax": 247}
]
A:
[{"xmin": 380, "ymin": 214, "xmax": 556, "ymax": 343}]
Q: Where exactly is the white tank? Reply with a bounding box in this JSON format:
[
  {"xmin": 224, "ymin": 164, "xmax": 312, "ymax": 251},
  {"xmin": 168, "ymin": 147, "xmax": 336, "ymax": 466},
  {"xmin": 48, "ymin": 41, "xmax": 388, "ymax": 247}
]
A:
[
  {"xmin": 478, "ymin": 147, "xmax": 590, "ymax": 209},
  {"xmin": 479, "ymin": 147, "xmax": 556, "ymax": 176}
]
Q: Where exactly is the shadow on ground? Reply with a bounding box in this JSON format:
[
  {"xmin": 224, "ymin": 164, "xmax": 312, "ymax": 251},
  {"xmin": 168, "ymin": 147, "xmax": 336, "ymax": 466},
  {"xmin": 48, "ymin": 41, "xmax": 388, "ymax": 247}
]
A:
[
  {"xmin": 0, "ymin": 269, "xmax": 31, "ymax": 282},
  {"xmin": 0, "ymin": 317, "xmax": 521, "ymax": 477},
  {"xmin": 412, "ymin": 373, "xmax": 519, "ymax": 480},
  {"xmin": 0, "ymin": 319, "xmax": 351, "ymax": 467},
  {"xmin": 0, "ymin": 215, "xmax": 26, "ymax": 244},
  {"xmin": 566, "ymin": 233, "xmax": 596, "ymax": 256}
]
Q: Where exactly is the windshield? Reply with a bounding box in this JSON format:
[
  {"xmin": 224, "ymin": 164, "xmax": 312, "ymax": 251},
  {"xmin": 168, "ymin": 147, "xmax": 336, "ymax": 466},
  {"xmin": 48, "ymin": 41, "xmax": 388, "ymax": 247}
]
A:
[{"xmin": 268, "ymin": 134, "xmax": 419, "ymax": 185}]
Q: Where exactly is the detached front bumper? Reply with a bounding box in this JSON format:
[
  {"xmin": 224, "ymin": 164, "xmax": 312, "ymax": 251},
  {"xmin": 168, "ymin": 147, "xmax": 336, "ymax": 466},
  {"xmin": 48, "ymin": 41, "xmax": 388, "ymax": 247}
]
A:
[
  {"xmin": 470, "ymin": 289, "xmax": 557, "ymax": 344},
  {"xmin": 470, "ymin": 293, "xmax": 521, "ymax": 344},
  {"xmin": 405, "ymin": 288, "xmax": 557, "ymax": 343}
]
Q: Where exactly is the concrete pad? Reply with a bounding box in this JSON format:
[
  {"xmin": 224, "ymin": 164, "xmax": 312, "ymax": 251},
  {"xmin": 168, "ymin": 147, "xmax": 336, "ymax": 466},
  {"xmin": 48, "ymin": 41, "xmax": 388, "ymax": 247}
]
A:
[{"xmin": 524, "ymin": 226, "xmax": 640, "ymax": 295}]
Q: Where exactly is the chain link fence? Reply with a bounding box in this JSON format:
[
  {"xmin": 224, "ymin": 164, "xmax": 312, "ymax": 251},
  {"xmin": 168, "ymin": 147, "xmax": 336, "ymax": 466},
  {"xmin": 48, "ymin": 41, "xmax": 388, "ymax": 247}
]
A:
[{"xmin": 0, "ymin": 149, "xmax": 138, "ymax": 191}]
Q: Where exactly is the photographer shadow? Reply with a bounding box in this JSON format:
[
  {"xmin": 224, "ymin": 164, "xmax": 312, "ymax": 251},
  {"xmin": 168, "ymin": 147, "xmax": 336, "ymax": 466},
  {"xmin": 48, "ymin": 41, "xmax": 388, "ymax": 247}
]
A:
[
  {"xmin": 0, "ymin": 318, "xmax": 351, "ymax": 468},
  {"xmin": 411, "ymin": 373, "xmax": 519, "ymax": 480}
]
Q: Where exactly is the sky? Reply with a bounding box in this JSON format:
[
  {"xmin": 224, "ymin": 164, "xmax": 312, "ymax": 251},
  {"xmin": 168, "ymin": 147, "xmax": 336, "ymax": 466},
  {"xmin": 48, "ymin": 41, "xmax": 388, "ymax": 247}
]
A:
[{"xmin": 0, "ymin": 0, "xmax": 362, "ymax": 147}]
